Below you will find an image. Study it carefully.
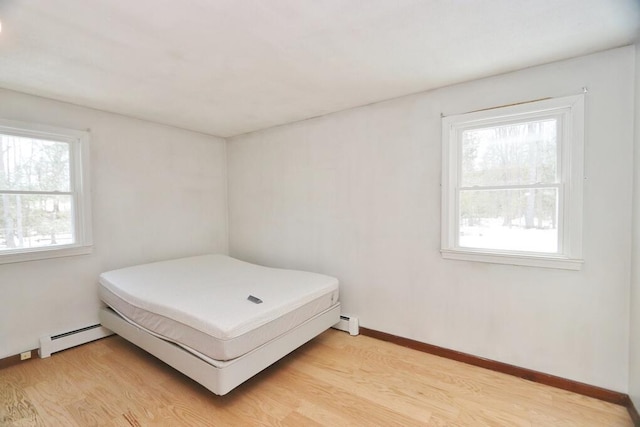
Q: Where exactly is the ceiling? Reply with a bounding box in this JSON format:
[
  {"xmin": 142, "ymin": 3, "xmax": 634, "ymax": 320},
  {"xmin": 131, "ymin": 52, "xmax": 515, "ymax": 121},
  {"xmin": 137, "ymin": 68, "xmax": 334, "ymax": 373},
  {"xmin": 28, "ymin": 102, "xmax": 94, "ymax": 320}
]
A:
[{"xmin": 0, "ymin": 1, "xmax": 638, "ymax": 138}]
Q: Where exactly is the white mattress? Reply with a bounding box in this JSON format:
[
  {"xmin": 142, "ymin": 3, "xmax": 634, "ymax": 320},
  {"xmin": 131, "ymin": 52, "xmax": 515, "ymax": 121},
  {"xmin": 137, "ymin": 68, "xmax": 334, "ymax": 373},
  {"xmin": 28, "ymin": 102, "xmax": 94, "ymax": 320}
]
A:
[{"xmin": 98, "ymin": 254, "xmax": 339, "ymax": 361}]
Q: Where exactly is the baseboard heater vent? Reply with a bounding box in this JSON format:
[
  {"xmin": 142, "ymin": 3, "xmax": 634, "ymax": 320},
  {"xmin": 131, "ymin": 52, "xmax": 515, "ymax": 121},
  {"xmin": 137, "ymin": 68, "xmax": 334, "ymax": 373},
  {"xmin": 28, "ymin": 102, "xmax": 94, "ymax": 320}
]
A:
[
  {"xmin": 39, "ymin": 324, "xmax": 113, "ymax": 358},
  {"xmin": 332, "ymin": 314, "xmax": 359, "ymax": 336}
]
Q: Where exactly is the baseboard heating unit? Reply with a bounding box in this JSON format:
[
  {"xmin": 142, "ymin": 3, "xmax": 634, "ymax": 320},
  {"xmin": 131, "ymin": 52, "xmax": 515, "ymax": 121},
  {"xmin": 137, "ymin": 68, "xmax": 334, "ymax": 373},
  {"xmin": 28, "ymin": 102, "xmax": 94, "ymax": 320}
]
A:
[
  {"xmin": 39, "ymin": 324, "xmax": 113, "ymax": 358},
  {"xmin": 332, "ymin": 314, "xmax": 359, "ymax": 336}
]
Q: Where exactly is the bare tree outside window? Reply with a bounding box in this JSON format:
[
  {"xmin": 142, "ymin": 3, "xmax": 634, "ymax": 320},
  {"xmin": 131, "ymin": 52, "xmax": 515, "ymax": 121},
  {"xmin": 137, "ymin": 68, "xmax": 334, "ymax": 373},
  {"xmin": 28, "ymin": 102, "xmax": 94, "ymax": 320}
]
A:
[
  {"xmin": 458, "ymin": 119, "xmax": 559, "ymax": 253},
  {"xmin": 0, "ymin": 134, "xmax": 73, "ymax": 251}
]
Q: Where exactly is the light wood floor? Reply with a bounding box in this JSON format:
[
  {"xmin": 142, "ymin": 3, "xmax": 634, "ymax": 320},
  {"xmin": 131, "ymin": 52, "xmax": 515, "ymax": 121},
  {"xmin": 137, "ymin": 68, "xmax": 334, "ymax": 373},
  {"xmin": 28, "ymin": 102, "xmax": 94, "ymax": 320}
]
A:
[{"xmin": 0, "ymin": 330, "xmax": 632, "ymax": 426}]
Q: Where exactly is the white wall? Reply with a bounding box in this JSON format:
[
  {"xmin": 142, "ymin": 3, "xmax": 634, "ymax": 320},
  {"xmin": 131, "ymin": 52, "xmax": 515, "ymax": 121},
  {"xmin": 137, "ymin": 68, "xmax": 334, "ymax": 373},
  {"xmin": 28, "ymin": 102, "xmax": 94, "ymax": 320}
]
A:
[
  {"xmin": 0, "ymin": 88, "xmax": 228, "ymax": 358},
  {"xmin": 228, "ymin": 46, "xmax": 635, "ymax": 391},
  {"xmin": 630, "ymin": 43, "xmax": 640, "ymax": 407}
]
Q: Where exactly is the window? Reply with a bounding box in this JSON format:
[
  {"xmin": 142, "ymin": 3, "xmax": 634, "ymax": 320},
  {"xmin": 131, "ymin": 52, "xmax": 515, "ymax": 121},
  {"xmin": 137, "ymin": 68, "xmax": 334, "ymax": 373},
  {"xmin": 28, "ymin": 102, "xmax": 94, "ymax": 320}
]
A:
[
  {"xmin": 0, "ymin": 119, "xmax": 92, "ymax": 263},
  {"xmin": 441, "ymin": 95, "xmax": 584, "ymax": 270}
]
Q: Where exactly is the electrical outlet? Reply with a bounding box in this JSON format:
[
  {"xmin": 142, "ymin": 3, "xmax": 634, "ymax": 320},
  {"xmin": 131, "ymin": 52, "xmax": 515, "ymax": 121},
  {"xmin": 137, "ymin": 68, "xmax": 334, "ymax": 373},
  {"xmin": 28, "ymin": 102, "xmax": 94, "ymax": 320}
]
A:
[{"xmin": 20, "ymin": 351, "xmax": 31, "ymax": 361}]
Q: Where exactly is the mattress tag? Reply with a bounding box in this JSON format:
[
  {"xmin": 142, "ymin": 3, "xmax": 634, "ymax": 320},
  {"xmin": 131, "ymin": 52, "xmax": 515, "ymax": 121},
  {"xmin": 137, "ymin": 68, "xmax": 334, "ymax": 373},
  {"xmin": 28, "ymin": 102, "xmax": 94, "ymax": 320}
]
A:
[{"xmin": 247, "ymin": 295, "xmax": 263, "ymax": 304}]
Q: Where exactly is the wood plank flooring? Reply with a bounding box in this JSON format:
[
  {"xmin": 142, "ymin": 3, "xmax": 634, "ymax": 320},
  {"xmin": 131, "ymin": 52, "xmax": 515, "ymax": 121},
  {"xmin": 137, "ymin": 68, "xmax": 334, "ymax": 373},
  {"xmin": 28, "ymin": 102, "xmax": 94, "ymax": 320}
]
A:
[{"xmin": 0, "ymin": 329, "xmax": 633, "ymax": 426}]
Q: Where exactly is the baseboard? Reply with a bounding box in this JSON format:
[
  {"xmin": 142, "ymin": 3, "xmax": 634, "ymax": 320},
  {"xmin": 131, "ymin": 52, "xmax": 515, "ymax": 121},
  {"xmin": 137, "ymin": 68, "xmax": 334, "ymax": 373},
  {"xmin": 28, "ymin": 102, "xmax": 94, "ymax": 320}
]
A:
[
  {"xmin": 39, "ymin": 324, "xmax": 113, "ymax": 358},
  {"xmin": 626, "ymin": 396, "xmax": 640, "ymax": 426},
  {"xmin": 331, "ymin": 314, "xmax": 360, "ymax": 335},
  {"xmin": 360, "ymin": 327, "xmax": 629, "ymax": 406},
  {"xmin": 0, "ymin": 349, "xmax": 38, "ymax": 370}
]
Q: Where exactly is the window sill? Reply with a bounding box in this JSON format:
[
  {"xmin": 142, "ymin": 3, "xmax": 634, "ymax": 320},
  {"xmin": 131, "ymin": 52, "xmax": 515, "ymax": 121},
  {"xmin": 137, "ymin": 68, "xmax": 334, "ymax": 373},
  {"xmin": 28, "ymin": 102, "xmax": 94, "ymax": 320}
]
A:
[
  {"xmin": 0, "ymin": 245, "xmax": 93, "ymax": 265},
  {"xmin": 440, "ymin": 249, "xmax": 583, "ymax": 270}
]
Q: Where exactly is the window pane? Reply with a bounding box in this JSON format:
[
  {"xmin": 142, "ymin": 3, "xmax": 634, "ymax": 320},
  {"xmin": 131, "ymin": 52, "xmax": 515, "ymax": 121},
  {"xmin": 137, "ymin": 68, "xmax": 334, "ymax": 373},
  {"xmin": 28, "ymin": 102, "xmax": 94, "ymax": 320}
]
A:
[
  {"xmin": 0, "ymin": 194, "xmax": 74, "ymax": 250},
  {"xmin": 0, "ymin": 134, "xmax": 70, "ymax": 192},
  {"xmin": 461, "ymin": 119, "xmax": 557, "ymax": 187},
  {"xmin": 459, "ymin": 188, "xmax": 558, "ymax": 253}
]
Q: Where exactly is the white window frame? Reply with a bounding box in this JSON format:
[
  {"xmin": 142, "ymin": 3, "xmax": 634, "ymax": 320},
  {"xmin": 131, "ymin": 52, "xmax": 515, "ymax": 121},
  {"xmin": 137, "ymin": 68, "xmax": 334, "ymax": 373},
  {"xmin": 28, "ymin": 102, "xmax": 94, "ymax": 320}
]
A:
[
  {"xmin": 0, "ymin": 119, "xmax": 93, "ymax": 264},
  {"xmin": 441, "ymin": 95, "xmax": 584, "ymax": 270}
]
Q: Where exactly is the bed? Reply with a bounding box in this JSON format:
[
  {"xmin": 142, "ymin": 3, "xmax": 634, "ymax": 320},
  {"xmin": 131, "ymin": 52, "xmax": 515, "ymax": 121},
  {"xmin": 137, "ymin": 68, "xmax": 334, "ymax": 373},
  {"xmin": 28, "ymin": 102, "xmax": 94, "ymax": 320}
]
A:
[{"xmin": 98, "ymin": 254, "xmax": 340, "ymax": 395}]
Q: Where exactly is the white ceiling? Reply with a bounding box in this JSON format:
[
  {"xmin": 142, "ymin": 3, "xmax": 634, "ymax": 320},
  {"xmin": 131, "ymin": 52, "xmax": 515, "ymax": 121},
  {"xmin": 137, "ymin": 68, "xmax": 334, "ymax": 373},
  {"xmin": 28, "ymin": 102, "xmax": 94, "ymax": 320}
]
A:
[{"xmin": 0, "ymin": 1, "xmax": 638, "ymax": 138}]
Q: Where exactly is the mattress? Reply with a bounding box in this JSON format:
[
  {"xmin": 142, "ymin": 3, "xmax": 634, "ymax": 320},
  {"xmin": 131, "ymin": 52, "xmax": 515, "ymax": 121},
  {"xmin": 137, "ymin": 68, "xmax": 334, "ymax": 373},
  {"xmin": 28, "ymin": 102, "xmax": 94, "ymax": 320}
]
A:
[{"xmin": 98, "ymin": 254, "xmax": 339, "ymax": 361}]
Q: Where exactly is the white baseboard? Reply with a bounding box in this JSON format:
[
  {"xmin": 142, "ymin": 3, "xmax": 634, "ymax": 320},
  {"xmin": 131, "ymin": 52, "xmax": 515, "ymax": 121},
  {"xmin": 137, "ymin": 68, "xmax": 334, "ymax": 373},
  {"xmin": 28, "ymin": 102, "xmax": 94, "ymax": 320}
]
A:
[
  {"xmin": 39, "ymin": 324, "xmax": 113, "ymax": 358},
  {"xmin": 332, "ymin": 315, "xmax": 359, "ymax": 336}
]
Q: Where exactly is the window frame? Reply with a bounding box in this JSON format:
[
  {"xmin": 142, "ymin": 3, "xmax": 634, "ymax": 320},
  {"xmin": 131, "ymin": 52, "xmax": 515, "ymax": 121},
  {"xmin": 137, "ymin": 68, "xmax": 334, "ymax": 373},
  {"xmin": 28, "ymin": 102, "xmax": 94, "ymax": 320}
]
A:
[
  {"xmin": 441, "ymin": 95, "xmax": 585, "ymax": 270},
  {"xmin": 0, "ymin": 119, "xmax": 93, "ymax": 264}
]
